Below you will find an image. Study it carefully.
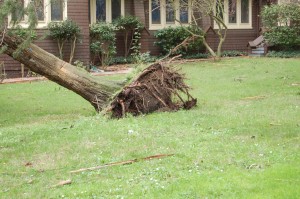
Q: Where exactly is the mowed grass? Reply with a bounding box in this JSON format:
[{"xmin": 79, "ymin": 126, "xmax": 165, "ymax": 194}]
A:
[{"xmin": 0, "ymin": 57, "xmax": 299, "ymax": 198}]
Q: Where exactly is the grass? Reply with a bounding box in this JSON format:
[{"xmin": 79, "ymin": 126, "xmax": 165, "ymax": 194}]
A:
[{"xmin": 0, "ymin": 57, "xmax": 299, "ymax": 198}]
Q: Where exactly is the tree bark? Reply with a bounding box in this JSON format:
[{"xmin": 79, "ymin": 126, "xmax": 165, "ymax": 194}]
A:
[{"xmin": 1, "ymin": 35, "xmax": 121, "ymax": 111}]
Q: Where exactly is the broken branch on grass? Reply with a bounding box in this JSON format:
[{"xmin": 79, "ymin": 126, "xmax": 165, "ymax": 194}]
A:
[
  {"xmin": 70, "ymin": 154, "xmax": 174, "ymax": 174},
  {"xmin": 52, "ymin": 179, "xmax": 72, "ymax": 188},
  {"xmin": 168, "ymin": 54, "xmax": 182, "ymax": 64},
  {"xmin": 242, "ymin": 96, "xmax": 266, "ymax": 100}
]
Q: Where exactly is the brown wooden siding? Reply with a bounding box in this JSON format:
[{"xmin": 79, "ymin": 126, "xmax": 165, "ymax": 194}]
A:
[
  {"xmin": 0, "ymin": 0, "xmax": 90, "ymax": 78},
  {"xmin": 141, "ymin": 1, "xmax": 161, "ymax": 55},
  {"xmin": 125, "ymin": 0, "xmax": 134, "ymax": 16}
]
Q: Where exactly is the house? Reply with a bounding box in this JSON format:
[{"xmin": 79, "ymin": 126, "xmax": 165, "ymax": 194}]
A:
[{"xmin": 0, "ymin": 0, "xmax": 271, "ymax": 78}]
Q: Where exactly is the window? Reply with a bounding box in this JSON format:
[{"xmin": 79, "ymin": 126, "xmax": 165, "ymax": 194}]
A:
[
  {"xmin": 51, "ymin": 0, "xmax": 65, "ymax": 21},
  {"xmin": 149, "ymin": 0, "xmax": 191, "ymax": 30},
  {"xmin": 9, "ymin": 0, "xmax": 67, "ymax": 28},
  {"xmin": 216, "ymin": 0, "xmax": 252, "ymax": 29},
  {"xmin": 36, "ymin": 0, "xmax": 45, "ymax": 21},
  {"xmin": 90, "ymin": 0, "xmax": 125, "ymax": 24}
]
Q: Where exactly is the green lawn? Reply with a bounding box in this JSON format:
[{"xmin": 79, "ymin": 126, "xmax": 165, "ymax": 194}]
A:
[{"xmin": 0, "ymin": 57, "xmax": 299, "ymax": 198}]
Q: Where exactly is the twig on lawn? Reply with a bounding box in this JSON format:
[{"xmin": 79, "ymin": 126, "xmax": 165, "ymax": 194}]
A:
[
  {"xmin": 52, "ymin": 179, "xmax": 72, "ymax": 188},
  {"xmin": 70, "ymin": 154, "xmax": 174, "ymax": 174},
  {"xmin": 270, "ymin": 123, "xmax": 282, "ymax": 126},
  {"xmin": 241, "ymin": 96, "xmax": 266, "ymax": 100}
]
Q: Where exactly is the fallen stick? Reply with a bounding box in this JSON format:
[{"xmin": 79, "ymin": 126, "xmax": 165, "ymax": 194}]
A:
[
  {"xmin": 52, "ymin": 179, "xmax": 72, "ymax": 188},
  {"xmin": 70, "ymin": 154, "xmax": 174, "ymax": 174},
  {"xmin": 291, "ymin": 83, "xmax": 300, "ymax": 86},
  {"xmin": 242, "ymin": 96, "xmax": 266, "ymax": 100},
  {"xmin": 270, "ymin": 123, "xmax": 282, "ymax": 126}
]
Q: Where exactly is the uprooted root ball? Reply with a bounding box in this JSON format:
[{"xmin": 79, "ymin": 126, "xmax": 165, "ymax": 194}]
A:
[{"xmin": 109, "ymin": 62, "xmax": 197, "ymax": 118}]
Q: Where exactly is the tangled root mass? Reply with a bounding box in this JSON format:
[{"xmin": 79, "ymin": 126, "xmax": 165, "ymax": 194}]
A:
[{"xmin": 109, "ymin": 62, "xmax": 197, "ymax": 118}]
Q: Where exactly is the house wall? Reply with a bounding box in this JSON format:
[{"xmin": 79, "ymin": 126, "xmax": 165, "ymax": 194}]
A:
[
  {"xmin": 1, "ymin": 0, "xmax": 263, "ymax": 78},
  {"xmin": 0, "ymin": 0, "xmax": 90, "ymax": 78},
  {"xmin": 141, "ymin": 1, "xmax": 163, "ymax": 55}
]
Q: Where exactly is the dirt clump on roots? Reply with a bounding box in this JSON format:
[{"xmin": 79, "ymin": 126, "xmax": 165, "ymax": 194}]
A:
[{"xmin": 109, "ymin": 62, "xmax": 197, "ymax": 118}]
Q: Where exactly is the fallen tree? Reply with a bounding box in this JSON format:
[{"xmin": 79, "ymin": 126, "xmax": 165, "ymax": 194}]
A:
[
  {"xmin": 0, "ymin": 0, "xmax": 196, "ymax": 117},
  {"xmin": 1, "ymin": 34, "xmax": 197, "ymax": 117}
]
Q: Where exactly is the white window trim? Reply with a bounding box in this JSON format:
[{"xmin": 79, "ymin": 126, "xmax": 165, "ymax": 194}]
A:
[
  {"xmin": 90, "ymin": 0, "xmax": 125, "ymax": 24},
  {"xmin": 8, "ymin": 0, "xmax": 68, "ymax": 29},
  {"xmin": 149, "ymin": 0, "xmax": 192, "ymax": 30},
  {"xmin": 215, "ymin": 0, "xmax": 252, "ymax": 29}
]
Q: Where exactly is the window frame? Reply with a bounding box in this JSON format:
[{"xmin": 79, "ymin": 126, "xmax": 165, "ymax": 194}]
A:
[
  {"xmin": 215, "ymin": 0, "xmax": 252, "ymax": 29},
  {"xmin": 149, "ymin": 0, "xmax": 192, "ymax": 30},
  {"xmin": 90, "ymin": 0, "xmax": 125, "ymax": 24},
  {"xmin": 8, "ymin": 0, "xmax": 68, "ymax": 29}
]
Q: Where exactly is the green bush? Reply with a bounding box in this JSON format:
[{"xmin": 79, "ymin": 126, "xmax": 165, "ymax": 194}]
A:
[
  {"xmin": 48, "ymin": 20, "xmax": 81, "ymax": 63},
  {"xmin": 110, "ymin": 53, "xmax": 157, "ymax": 65},
  {"xmin": 90, "ymin": 22, "xmax": 117, "ymax": 66},
  {"xmin": 183, "ymin": 53, "xmax": 210, "ymax": 59},
  {"xmin": 222, "ymin": 50, "xmax": 247, "ymax": 57},
  {"xmin": 154, "ymin": 26, "xmax": 204, "ymax": 55},
  {"xmin": 10, "ymin": 26, "xmax": 37, "ymax": 39},
  {"xmin": 131, "ymin": 52, "xmax": 157, "ymax": 64},
  {"xmin": 261, "ymin": 3, "xmax": 300, "ymax": 49},
  {"xmin": 114, "ymin": 16, "xmax": 144, "ymax": 57},
  {"xmin": 266, "ymin": 50, "xmax": 300, "ymax": 58},
  {"xmin": 48, "ymin": 20, "xmax": 81, "ymax": 41},
  {"xmin": 110, "ymin": 56, "xmax": 133, "ymax": 65}
]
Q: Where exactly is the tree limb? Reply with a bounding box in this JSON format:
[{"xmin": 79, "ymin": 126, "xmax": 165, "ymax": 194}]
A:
[{"xmin": 70, "ymin": 154, "xmax": 174, "ymax": 174}]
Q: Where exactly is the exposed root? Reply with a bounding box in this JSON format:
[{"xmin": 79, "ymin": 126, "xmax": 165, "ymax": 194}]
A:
[{"xmin": 109, "ymin": 62, "xmax": 197, "ymax": 118}]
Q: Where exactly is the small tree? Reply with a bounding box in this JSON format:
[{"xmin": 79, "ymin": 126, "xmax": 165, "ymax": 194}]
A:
[
  {"xmin": 261, "ymin": 3, "xmax": 300, "ymax": 49},
  {"xmin": 187, "ymin": 0, "xmax": 227, "ymax": 59},
  {"xmin": 90, "ymin": 22, "xmax": 117, "ymax": 67},
  {"xmin": 48, "ymin": 19, "xmax": 81, "ymax": 63},
  {"xmin": 159, "ymin": 0, "xmax": 227, "ymax": 60},
  {"xmin": 114, "ymin": 16, "xmax": 144, "ymax": 58}
]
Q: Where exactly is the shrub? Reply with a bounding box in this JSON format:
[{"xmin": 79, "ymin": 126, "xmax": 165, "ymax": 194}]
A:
[
  {"xmin": 90, "ymin": 22, "xmax": 117, "ymax": 67},
  {"xmin": 222, "ymin": 50, "xmax": 247, "ymax": 57},
  {"xmin": 110, "ymin": 53, "xmax": 157, "ymax": 65},
  {"xmin": 114, "ymin": 16, "xmax": 144, "ymax": 57},
  {"xmin": 74, "ymin": 60, "xmax": 89, "ymax": 71},
  {"xmin": 266, "ymin": 50, "xmax": 300, "ymax": 58},
  {"xmin": 110, "ymin": 56, "xmax": 132, "ymax": 65},
  {"xmin": 261, "ymin": 3, "xmax": 300, "ymax": 49},
  {"xmin": 183, "ymin": 53, "xmax": 210, "ymax": 59},
  {"xmin": 154, "ymin": 26, "xmax": 204, "ymax": 56},
  {"xmin": 131, "ymin": 52, "xmax": 157, "ymax": 64},
  {"xmin": 11, "ymin": 26, "xmax": 37, "ymax": 39},
  {"xmin": 48, "ymin": 20, "xmax": 81, "ymax": 63}
]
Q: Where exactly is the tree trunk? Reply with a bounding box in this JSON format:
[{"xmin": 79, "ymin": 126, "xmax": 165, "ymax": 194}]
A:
[{"xmin": 2, "ymin": 35, "xmax": 120, "ymax": 111}]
